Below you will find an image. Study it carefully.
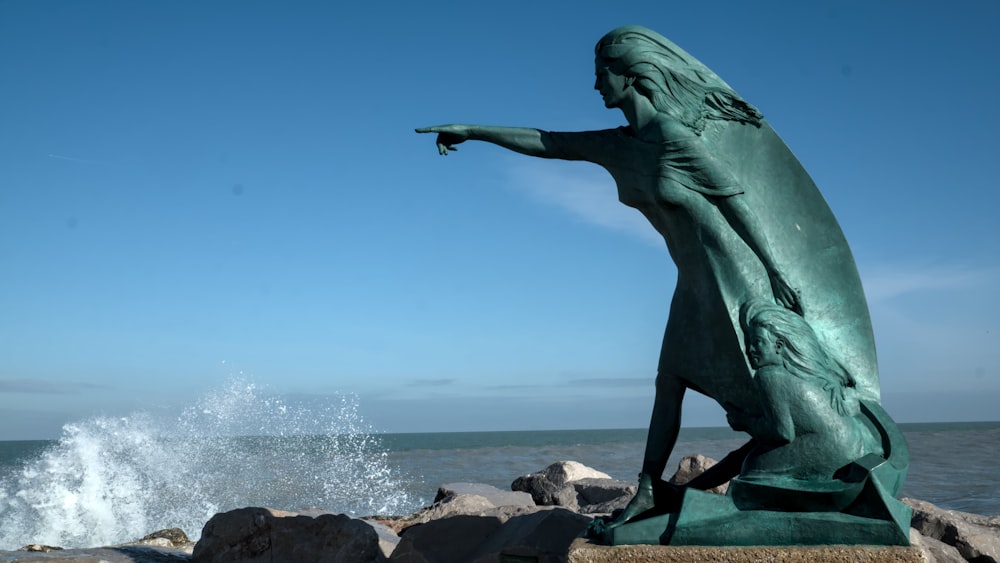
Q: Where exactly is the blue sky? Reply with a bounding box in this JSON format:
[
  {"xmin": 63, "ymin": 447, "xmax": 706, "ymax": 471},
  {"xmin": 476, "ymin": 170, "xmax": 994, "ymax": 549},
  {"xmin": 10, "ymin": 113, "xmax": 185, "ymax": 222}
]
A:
[{"xmin": 1, "ymin": 1, "xmax": 998, "ymax": 440}]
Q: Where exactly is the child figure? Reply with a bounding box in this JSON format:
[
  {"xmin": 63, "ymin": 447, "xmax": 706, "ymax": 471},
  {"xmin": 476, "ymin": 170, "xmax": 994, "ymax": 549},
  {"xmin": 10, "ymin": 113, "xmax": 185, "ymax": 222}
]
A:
[{"xmin": 730, "ymin": 301, "xmax": 881, "ymax": 481}]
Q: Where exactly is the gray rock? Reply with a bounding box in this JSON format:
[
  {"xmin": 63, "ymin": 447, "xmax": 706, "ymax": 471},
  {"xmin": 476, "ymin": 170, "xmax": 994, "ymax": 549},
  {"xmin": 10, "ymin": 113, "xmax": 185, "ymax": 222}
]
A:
[
  {"xmin": 668, "ymin": 454, "xmax": 729, "ymax": 494},
  {"xmin": 511, "ymin": 473, "xmax": 578, "ymax": 509},
  {"xmin": 389, "ymin": 514, "xmax": 502, "ymax": 562},
  {"xmin": 16, "ymin": 545, "xmax": 64, "ymax": 552},
  {"xmin": 191, "ymin": 507, "xmax": 380, "ymax": 563},
  {"xmin": 511, "ymin": 461, "xmax": 613, "ymax": 510},
  {"xmin": 538, "ymin": 461, "xmax": 611, "ymax": 485},
  {"xmin": 389, "ymin": 508, "xmax": 590, "ymax": 563},
  {"xmin": 910, "ymin": 527, "xmax": 967, "ymax": 563},
  {"xmin": 138, "ymin": 529, "xmax": 190, "ymax": 548},
  {"xmin": 904, "ymin": 497, "xmax": 1000, "ymax": 563},
  {"xmin": 0, "ymin": 545, "xmax": 192, "ymax": 562},
  {"xmin": 363, "ymin": 520, "xmax": 401, "ymax": 560},
  {"xmin": 394, "ymin": 495, "xmax": 497, "ymax": 532},
  {"xmin": 572, "ymin": 478, "xmax": 637, "ymax": 514},
  {"xmin": 435, "ymin": 482, "xmax": 535, "ymax": 508}
]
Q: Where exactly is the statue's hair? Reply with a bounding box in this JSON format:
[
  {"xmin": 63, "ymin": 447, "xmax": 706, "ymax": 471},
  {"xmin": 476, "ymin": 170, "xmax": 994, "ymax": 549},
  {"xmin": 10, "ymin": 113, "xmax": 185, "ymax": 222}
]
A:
[
  {"xmin": 595, "ymin": 26, "xmax": 763, "ymax": 133},
  {"xmin": 740, "ymin": 301, "xmax": 857, "ymax": 416}
]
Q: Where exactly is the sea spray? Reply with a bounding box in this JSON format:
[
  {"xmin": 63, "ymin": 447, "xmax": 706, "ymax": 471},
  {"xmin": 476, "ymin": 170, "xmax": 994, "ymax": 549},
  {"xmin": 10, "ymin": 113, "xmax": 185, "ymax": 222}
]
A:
[{"xmin": 0, "ymin": 379, "xmax": 412, "ymax": 549}]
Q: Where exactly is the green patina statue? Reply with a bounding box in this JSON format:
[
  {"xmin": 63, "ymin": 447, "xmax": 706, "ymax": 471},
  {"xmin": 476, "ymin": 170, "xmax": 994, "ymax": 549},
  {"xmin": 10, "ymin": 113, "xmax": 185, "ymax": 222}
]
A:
[{"xmin": 417, "ymin": 25, "xmax": 910, "ymax": 546}]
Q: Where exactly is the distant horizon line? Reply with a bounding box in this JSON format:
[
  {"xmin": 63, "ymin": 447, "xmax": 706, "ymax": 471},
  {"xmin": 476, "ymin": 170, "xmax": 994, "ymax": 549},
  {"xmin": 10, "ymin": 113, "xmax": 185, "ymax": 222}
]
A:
[{"xmin": 4, "ymin": 420, "xmax": 999, "ymax": 442}]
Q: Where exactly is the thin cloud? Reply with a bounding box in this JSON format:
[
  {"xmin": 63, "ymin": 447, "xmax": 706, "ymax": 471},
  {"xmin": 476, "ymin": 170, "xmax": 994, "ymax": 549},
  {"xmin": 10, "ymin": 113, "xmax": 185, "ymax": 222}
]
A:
[
  {"xmin": 567, "ymin": 377, "xmax": 652, "ymax": 387},
  {"xmin": 483, "ymin": 383, "xmax": 549, "ymax": 391},
  {"xmin": 47, "ymin": 153, "xmax": 103, "ymax": 165},
  {"xmin": 859, "ymin": 263, "xmax": 1000, "ymax": 304},
  {"xmin": 0, "ymin": 378, "xmax": 108, "ymax": 395},
  {"xmin": 504, "ymin": 159, "xmax": 663, "ymax": 246},
  {"xmin": 408, "ymin": 378, "xmax": 455, "ymax": 387},
  {"xmin": 483, "ymin": 377, "xmax": 652, "ymax": 390}
]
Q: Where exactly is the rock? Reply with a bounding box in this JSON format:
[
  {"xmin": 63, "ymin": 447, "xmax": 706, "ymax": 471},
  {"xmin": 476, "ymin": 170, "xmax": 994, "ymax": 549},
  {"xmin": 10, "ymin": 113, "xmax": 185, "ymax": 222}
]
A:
[
  {"xmin": 191, "ymin": 507, "xmax": 381, "ymax": 563},
  {"xmin": 435, "ymin": 482, "xmax": 535, "ymax": 508},
  {"xmin": 539, "ymin": 461, "xmax": 612, "ymax": 485},
  {"xmin": 131, "ymin": 537, "xmax": 181, "ymax": 549},
  {"xmin": 419, "ymin": 494, "xmax": 497, "ymax": 521},
  {"xmin": 512, "ymin": 473, "xmax": 578, "ymax": 509},
  {"xmin": 3, "ymin": 545, "xmax": 193, "ymax": 561},
  {"xmin": 389, "ymin": 508, "xmax": 590, "ymax": 563},
  {"xmin": 668, "ymin": 454, "xmax": 729, "ymax": 494},
  {"xmin": 572, "ymin": 478, "xmax": 637, "ymax": 514},
  {"xmin": 139, "ymin": 529, "xmax": 191, "ymax": 547},
  {"xmin": 389, "ymin": 514, "xmax": 502, "ymax": 562},
  {"xmin": 910, "ymin": 527, "xmax": 966, "ymax": 563},
  {"xmin": 17, "ymin": 545, "xmax": 63, "ymax": 552},
  {"xmin": 904, "ymin": 497, "xmax": 1000, "ymax": 563},
  {"xmin": 398, "ymin": 492, "xmax": 545, "ymax": 532},
  {"xmin": 364, "ymin": 519, "xmax": 402, "ymax": 560},
  {"xmin": 512, "ymin": 461, "xmax": 614, "ymax": 509}
]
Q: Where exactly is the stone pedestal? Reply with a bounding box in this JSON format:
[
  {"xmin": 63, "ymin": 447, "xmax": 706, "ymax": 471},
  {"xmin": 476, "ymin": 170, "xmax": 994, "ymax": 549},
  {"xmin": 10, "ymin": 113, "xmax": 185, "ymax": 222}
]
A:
[{"xmin": 567, "ymin": 538, "xmax": 928, "ymax": 563}]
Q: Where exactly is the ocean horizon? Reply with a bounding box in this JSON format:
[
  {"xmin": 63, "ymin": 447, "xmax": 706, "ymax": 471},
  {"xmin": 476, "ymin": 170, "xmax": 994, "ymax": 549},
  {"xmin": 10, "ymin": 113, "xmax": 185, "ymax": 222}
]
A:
[{"xmin": 1, "ymin": 382, "xmax": 997, "ymax": 550}]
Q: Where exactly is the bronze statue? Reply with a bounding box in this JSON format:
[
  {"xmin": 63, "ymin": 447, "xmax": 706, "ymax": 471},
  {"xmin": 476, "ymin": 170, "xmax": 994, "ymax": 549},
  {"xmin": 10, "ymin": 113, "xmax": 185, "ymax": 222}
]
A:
[{"xmin": 418, "ymin": 25, "xmax": 908, "ymax": 546}]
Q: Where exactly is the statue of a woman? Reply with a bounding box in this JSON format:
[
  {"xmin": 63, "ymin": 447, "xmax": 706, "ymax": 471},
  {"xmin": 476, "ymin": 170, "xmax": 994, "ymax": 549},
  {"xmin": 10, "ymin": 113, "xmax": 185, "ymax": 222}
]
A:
[{"xmin": 418, "ymin": 25, "xmax": 881, "ymax": 525}]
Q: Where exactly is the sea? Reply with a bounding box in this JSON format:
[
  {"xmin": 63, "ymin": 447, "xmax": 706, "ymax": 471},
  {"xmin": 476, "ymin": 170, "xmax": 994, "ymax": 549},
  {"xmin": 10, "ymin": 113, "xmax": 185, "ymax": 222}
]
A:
[{"xmin": 1, "ymin": 380, "xmax": 998, "ymax": 550}]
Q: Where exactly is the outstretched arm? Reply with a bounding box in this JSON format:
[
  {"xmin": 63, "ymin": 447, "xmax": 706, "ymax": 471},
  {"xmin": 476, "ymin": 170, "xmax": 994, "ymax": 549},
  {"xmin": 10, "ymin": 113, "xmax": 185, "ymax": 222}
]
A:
[{"xmin": 415, "ymin": 124, "xmax": 556, "ymax": 158}]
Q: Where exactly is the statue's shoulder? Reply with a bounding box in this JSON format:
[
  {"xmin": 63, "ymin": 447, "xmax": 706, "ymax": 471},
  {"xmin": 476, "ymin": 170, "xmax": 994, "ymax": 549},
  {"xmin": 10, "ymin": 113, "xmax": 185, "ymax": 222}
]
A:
[
  {"xmin": 755, "ymin": 366, "xmax": 808, "ymax": 400},
  {"xmin": 754, "ymin": 366, "xmax": 787, "ymax": 387}
]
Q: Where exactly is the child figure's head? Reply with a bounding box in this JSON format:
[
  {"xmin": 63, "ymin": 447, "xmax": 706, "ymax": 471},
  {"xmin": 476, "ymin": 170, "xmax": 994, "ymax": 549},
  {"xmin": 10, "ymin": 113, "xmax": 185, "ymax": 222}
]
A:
[
  {"xmin": 740, "ymin": 301, "xmax": 854, "ymax": 389},
  {"xmin": 745, "ymin": 323, "xmax": 783, "ymax": 370}
]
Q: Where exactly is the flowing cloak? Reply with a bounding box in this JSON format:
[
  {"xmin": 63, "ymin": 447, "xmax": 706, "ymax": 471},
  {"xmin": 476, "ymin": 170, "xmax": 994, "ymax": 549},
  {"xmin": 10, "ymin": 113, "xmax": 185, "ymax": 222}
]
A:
[{"xmin": 545, "ymin": 120, "xmax": 879, "ymax": 415}]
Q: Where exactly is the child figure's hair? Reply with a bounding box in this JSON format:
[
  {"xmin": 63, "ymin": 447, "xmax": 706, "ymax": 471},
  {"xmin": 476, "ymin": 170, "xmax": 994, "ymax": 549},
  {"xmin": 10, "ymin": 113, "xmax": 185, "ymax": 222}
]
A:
[{"xmin": 741, "ymin": 301, "xmax": 856, "ymax": 416}]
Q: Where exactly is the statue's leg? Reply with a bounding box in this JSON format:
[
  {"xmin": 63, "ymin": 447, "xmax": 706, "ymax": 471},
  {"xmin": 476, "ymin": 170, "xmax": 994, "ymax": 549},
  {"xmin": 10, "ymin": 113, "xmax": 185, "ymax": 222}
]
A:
[
  {"xmin": 642, "ymin": 371, "xmax": 686, "ymax": 478},
  {"xmin": 609, "ymin": 372, "xmax": 686, "ymax": 526}
]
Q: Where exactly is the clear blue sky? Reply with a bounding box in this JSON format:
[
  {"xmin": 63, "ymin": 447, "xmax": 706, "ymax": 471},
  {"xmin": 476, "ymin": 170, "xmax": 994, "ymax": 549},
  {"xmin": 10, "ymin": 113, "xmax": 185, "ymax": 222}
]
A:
[{"xmin": 1, "ymin": 1, "xmax": 998, "ymax": 440}]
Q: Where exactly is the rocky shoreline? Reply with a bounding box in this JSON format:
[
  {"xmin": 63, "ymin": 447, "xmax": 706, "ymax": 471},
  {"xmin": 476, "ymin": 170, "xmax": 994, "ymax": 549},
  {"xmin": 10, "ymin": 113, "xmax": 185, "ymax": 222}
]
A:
[{"xmin": 2, "ymin": 457, "xmax": 997, "ymax": 563}]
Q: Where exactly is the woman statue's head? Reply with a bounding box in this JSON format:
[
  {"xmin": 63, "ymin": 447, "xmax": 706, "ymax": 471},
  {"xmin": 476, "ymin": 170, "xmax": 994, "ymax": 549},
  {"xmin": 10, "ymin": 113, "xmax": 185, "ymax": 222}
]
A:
[{"xmin": 595, "ymin": 26, "xmax": 762, "ymax": 133}]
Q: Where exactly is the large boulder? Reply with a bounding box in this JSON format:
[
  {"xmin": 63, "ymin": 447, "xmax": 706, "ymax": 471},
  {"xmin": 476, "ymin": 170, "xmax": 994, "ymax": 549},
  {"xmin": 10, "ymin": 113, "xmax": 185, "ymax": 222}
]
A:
[
  {"xmin": 910, "ymin": 528, "xmax": 967, "ymax": 563},
  {"xmin": 511, "ymin": 473, "xmax": 579, "ymax": 510},
  {"xmin": 512, "ymin": 461, "xmax": 614, "ymax": 510},
  {"xmin": 191, "ymin": 507, "xmax": 381, "ymax": 563},
  {"xmin": 389, "ymin": 508, "xmax": 590, "ymax": 563},
  {"xmin": 539, "ymin": 461, "xmax": 612, "ymax": 484},
  {"xmin": 904, "ymin": 497, "xmax": 1000, "ymax": 563},
  {"xmin": 668, "ymin": 454, "xmax": 729, "ymax": 494}
]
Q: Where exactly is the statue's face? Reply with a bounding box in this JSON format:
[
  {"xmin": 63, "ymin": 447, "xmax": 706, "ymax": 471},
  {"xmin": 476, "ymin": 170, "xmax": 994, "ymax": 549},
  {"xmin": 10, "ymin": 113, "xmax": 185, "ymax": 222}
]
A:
[
  {"xmin": 747, "ymin": 326, "xmax": 782, "ymax": 370},
  {"xmin": 594, "ymin": 63, "xmax": 628, "ymax": 109}
]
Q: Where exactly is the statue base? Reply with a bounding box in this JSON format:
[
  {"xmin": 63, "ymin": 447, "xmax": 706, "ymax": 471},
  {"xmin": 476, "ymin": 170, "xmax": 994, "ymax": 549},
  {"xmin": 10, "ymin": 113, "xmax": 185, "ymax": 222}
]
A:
[
  {"xmin": 568, "ymin": 537, "xmax": 925, "ymax": 563},
  {"xmin": 606, "ymin": 487, "xmax": 911, "ymax": 547}
]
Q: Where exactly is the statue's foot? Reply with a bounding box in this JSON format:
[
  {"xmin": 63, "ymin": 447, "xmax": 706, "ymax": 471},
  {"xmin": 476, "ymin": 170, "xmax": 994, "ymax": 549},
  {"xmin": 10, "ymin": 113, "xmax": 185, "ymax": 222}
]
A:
[
  {"xmin": 585, "ymin": 473, "xmax": 657, "ymax": 542},
  {"xmin": 587, "ymin": 473, "xmax": 656, "ymax": 537},
  {"xmin": 615, "ymin": 473, "xmax": 656, "ymax": 523}
]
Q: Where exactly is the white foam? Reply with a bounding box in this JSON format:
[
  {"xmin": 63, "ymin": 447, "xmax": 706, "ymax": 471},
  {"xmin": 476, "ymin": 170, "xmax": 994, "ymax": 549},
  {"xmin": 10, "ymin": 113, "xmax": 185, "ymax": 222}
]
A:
[{"xmin": 0, "ymin": 379, "xmax": 410, "ymax": 549}]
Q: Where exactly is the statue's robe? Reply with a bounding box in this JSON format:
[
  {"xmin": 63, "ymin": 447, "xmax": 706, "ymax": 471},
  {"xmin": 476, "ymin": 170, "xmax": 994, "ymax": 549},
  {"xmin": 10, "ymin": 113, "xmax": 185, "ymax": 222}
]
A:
[{"xmin": 548, "ymin": 119, "xmax": 878, "ymax": 415}]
